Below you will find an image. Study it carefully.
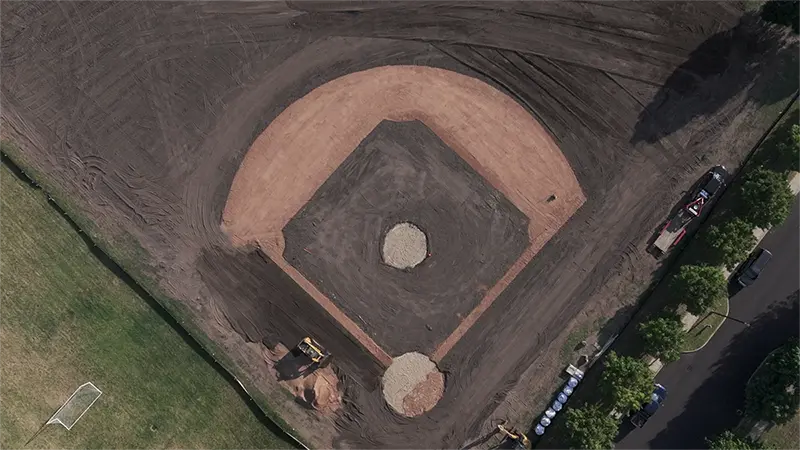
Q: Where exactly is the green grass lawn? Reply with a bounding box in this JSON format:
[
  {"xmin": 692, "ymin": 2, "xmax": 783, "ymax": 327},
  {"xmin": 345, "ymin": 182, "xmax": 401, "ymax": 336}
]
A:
[
  {"xmin": 761, "ymin": 413, "xmax": 800, "ymax": 449},
  {"xmin": 0, "ymin": 164, "xmax": 292, "ymax": 449},
  {"xmin": 681, "ymin": 295, "xmax": 729, "ymax": 352}
]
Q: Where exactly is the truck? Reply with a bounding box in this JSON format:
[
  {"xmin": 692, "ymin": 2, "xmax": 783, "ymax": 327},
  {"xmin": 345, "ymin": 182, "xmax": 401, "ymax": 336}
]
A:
[
  {"xmin": 630, "ymin": 384, "xmax": 668, "ymax": 428},
  {"xmin": 652, "ymin": 166, "xmax": 728, "ymax": 255}
]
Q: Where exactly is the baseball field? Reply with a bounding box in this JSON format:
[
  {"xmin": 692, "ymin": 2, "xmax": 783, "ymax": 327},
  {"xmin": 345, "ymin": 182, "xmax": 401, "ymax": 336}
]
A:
[{"xmin": 2, "ymin": 1, "xmax": 797, "ymax": 448}]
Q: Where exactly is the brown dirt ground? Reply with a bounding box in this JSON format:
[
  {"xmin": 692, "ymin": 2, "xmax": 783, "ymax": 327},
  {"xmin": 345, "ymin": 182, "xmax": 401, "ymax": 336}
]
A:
[
  {"xmin": 2, "ymin": 2, "xmax": 796, "ymax": 448},
  {"xmin": 263, "ymin": 344, "xmax": 342, "ymax": 413},
  {"xmin": 402, "ymin": 371, "xmax": 444, "ymax": 417},
  {"xmin": 223, "ymin": 64, "xmax": 584, "ymax": 362},
  {"xmin": 281, "ymin": 119, "xmax": 532, "ymax": 357}
]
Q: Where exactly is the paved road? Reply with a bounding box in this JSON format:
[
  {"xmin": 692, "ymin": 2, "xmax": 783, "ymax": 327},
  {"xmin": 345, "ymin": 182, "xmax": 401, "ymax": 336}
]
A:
[{"xmin": 617, "ymin": 198, "xmax": 800, "ymax": 449}]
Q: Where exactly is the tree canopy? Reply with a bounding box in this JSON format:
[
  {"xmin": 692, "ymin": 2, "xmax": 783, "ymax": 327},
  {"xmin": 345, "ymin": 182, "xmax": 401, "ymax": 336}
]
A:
[
  {"xmin": 745, "ymin": 340, "xmax": 800, "ymax": 424},
  {"xmin": 599, "ymin": 351, "xmax": 653, "ymax": 413},
  {"xmin": 738, "ymin": 168, "xmax": 794, "ymax": 229},
  {"xmin": 563, "ymin": 404, "xmax": 619, "ymax": 450},
  {"xmin": 670, "ymin": 265, "xmax": 727, "ymax": 315},
  {"xmin": 776, "ymin": 124, "xmax": 800, "ymax": 172},
  {"xmin": 706, "ymin": 430, "xmax": 767, "ymax": 450},
  {"xmin": 761, "ymin": 0, "xmax": 800, "ymax": 34},
  {"xmin": 638, "ymin": 315, "xmax": 685, "ymax": 362},
  {"xmin": 705, "ymin": 218, "xmax": 758, "ymax": 270}
]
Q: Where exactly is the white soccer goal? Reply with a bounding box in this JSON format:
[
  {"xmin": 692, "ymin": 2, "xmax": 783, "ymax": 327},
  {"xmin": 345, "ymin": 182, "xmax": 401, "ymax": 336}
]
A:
[{"xmin": 46, "ymin": 382, "xmax": 102, "ymax": 430}]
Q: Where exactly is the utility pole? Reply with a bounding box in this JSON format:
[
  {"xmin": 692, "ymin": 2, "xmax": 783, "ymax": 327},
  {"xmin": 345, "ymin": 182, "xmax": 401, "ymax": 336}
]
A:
[{"xmin": 710, "ymin": 310, "xmax": 750, "ymax": 327}]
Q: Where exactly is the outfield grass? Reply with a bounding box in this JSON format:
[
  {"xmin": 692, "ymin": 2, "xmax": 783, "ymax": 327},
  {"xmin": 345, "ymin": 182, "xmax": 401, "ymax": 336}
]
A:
[
  {"xmin": 0, "ymin": 164, "xmax": 292, "ymax": 449},
  {"xmin": 761, "ymin": 413, "xmax": 800, "ymax": 449}
]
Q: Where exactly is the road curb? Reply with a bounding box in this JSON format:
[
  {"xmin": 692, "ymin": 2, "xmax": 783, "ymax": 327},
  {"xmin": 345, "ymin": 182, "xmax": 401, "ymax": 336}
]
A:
[{"xmin": 681, "ymin": 295, "xmax": 731, "ymax": 353}]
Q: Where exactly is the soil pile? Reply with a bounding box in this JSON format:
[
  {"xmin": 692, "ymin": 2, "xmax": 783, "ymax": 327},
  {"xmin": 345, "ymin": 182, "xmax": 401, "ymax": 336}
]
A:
[
  {"xmin": 382, "ymin": 352, "xmax": 444, "ymax": 417},
  {"xmin": 382, "ymin": 222, "xmax": 427, "ymax": 269}
]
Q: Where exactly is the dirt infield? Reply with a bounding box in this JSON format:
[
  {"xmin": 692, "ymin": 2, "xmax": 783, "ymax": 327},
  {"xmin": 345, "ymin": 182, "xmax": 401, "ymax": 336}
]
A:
[
  {"xmin": 2, "ymin": 1, "xmax": 796, "ymax": 448},
  {"xmin": 282, "ymin": 120, "xmax": 531, "ymax": 357},
  {"xmin": 223, "ymin": 65, "xmax": 584, "ymax": 361}
]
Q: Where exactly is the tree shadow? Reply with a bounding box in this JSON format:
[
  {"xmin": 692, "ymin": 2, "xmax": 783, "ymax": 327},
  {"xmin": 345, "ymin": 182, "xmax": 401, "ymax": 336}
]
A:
[
  {"xmin": 632, "ymin": 13, "xmax": 799, "ymax": 144},
  {"xmin": 749, "ymin": 107, "xmax": 800, "ymax": 173},
  {"xmin": 597, "ymin": 304, "xmax": 637, "ymax": 347},
  {"xmin": 647, "ymin": 291, "xmax": 799, "ymax": 448},
  {"xmin": 615, "ymin": 413, "xmax": 639, "ymax": 442}
]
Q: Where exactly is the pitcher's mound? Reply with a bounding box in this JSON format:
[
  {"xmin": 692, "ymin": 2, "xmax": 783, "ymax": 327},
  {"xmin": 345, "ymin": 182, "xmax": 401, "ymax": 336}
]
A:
[
  {"xmin": 382, "ymin": 352, "xmax": 444, "ymax": 417},
  {"xmin": 382, "ymin": 222, "xmax": 428, "ymax": 269}
]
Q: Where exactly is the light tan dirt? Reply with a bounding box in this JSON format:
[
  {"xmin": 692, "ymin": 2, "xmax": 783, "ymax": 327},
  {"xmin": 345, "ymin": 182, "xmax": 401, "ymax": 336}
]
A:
[
  {"xmin": 382, "ymin": 222, "xmax": 428, "ymax": 269},
  {"xmin": 402, "ymin": 371, "xmax": 445, "ymax": 417},
  {"xmin": 382, "ymin": 352, "xmax": 443, "ymax": 416},
  {"xmin": 223, "ymin": 65, "xmax": 585, "ymax": 364}
]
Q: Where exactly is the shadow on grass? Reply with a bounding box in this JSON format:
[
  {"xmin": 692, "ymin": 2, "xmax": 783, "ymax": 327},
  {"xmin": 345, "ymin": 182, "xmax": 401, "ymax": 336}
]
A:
[
  {"xmin": 648, "ymin": 291, "xmax": 799, "ymax": 449},
  {"xmin": 597, "ymin": 304, "xmax": 637, "ymax": 348},
  {"xmin": 632, "ymin": 13, "xmax": 798, "ymax": 145},
  {"xmin": 0, "ymin": 153, "xmax": 299, "ymax": 448},
  {"xmin": 748, "ymin": 106, "xmax": 800, "ymax": 174}
]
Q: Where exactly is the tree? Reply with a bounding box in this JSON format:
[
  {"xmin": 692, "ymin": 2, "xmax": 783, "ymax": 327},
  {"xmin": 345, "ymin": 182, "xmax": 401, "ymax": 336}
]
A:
[
  {"xmin": 563, "ymin": 404, "xmax": 619, "ymax": 450},
  {"xmin": 706, "ymin": 430, "xmax": 766, "ymax": 450},
  {"xmin": 705, "ymin": 218, "xmax": 758, "ymax": 270},
  {"xmin": 745, "ymin": 340, "xmax": 800, "ymax": 424},
  {"xmin": 599, "ymin": 351, "xmax": 654, "ymax": 413},
  {"xmin": 739, "ymin": 168, "xmax": 794, "ymax": 229},
  {"xmin": 670, "ymin": 265, "xmax": 727, "ymax": 315},
  {"xmin": 776, "ymin": 124, "xmax": 800, "ymax": 172},
  {"xmin": 761, "ymin": 0, "xmax": 800, "ymax": 34},
  {"xmin": 638, "ymin": 315, "xmax": 685, "ymax": 362}
]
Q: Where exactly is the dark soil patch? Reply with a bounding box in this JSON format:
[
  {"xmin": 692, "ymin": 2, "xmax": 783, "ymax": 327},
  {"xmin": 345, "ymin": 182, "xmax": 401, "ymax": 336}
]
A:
[{"xmin": 283, "ymin": 120, "xmax": 528, "ymax": 356}]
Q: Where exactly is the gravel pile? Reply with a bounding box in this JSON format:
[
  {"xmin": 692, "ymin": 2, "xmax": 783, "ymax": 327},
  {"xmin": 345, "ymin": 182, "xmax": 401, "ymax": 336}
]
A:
[
  {"xmin": 382, "ymin": 352, "xmax": 443, "ymax": 416},
  {"xmin": 382, "ymin": 222, "xmax": 427, "ymax": 269}
]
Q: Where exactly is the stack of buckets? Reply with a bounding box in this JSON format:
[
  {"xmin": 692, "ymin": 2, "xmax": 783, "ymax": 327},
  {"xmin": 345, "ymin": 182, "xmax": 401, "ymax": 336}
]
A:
[{"xmin": 533, "ymin": 372, "xmax": 583, "ymax": 436}]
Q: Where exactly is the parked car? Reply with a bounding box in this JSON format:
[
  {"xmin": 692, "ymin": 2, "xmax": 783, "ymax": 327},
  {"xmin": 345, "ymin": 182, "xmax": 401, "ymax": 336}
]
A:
[
  {"xmin": 736, "ymin": 247, "xmax": 773, "ymax": 287},
  {"xmin": 630, "ymin": 384, "xmax": 667, "ymax": 428},
  {"xmin": 693, "ymin": 165, "xmax": 729, "ymax": 201}
]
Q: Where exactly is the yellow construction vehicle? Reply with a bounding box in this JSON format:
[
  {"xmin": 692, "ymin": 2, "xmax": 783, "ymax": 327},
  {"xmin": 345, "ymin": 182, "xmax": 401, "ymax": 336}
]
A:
[
  {"xmin": 296, "ymin": 336, "xmax": 331, "ymax": 367},
  {"xmin": 497, "ymin": 423, "xmax": 530, "ymax": 450}
]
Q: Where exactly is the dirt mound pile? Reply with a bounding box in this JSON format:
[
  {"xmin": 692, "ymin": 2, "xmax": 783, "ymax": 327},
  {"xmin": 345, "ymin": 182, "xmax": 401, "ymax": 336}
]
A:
[
  {"xmin": 382, "ymin": 352, "xmax": 444, "ymax": 416},
  {"xmin": 382, "ymin": 222, "xmax": 427, "ymax": 269},
  {"xmin": 263, "ymin": 344, "xmax": 342, "ymax": 413}
]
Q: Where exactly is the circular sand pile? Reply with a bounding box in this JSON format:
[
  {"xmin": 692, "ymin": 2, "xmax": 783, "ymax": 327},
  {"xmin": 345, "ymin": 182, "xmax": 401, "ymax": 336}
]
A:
[
  {"xmin": 382, "ymin": 222, "xmax": 427, "ymax": 269},
  {"xmin": 382, "ymin": 352, "xmax": 444, "ymax": 417}
]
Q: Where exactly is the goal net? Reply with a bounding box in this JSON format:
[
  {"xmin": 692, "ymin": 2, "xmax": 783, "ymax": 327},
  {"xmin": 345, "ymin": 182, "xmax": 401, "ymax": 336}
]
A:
[{"xmin": 46, "ymin": 382, "xmax": 102, "ymax": 430}]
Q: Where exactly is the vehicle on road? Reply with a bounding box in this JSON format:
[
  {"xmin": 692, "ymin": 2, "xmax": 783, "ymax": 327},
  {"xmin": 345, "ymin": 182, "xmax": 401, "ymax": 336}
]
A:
[
  {"xmin": 736, "ymin": 248, "xmax": 773, "ymax": 287},
  {"xmin": 630, "ymin": 384, "xmax": 668, "ymax": 428},
  {"xmin": 652, "ymin": 166, "xmax": 728, "ymax": 254}
]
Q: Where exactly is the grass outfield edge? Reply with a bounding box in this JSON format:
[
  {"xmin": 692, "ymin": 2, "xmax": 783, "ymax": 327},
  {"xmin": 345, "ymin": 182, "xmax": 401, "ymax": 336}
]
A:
[
  {"xmin": 682, "ymin": 296, "xmax": 730, "ymax": 353},
  {"xmin": 0, "ymin": 147, "xmax": 308, "ymax": 449}
]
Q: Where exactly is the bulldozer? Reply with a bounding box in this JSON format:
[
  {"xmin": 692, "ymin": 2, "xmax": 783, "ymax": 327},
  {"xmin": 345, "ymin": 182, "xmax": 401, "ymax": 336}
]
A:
[
  {"xmin": 296, "ymin": 336, "xmax": 331, "ymax": 368},
  {"xmin": 497, "ymin": 423, "xmax": 530, "ymax": 450}
]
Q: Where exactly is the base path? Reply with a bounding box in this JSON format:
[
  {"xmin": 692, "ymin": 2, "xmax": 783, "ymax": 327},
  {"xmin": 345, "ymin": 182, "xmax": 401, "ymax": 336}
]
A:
[{"xmin": 223, "ymin": 65, "xmax": 585, "ymax": 363}]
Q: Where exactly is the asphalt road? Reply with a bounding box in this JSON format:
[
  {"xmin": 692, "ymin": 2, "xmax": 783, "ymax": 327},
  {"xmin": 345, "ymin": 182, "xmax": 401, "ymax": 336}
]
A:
[{"xmin": 617, "ymin": 197, "xmax": 800, "ymax": 449}]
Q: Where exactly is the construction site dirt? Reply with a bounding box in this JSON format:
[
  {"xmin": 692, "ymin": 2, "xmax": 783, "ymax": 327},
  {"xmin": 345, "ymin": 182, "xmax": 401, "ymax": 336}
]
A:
[{"xmin": 2, "ymin": 2, "xmax": 797, "ymax": 449}]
